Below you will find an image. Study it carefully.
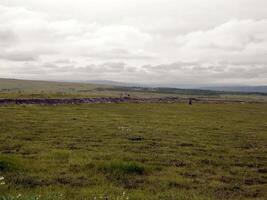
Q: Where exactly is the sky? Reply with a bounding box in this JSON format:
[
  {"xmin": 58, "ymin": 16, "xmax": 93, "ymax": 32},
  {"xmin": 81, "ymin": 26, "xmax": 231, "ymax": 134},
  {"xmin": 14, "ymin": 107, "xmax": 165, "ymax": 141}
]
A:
[{"xmin": 0, "ymin": 0, "xmax": 267, "ymax": 86}]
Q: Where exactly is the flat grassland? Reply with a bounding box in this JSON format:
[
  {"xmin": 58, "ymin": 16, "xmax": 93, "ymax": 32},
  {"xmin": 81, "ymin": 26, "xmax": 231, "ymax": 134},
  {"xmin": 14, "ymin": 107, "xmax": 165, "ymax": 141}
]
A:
[{"xmin": 0, "ymin": 103, "xmax": 266, "ymax": 200}]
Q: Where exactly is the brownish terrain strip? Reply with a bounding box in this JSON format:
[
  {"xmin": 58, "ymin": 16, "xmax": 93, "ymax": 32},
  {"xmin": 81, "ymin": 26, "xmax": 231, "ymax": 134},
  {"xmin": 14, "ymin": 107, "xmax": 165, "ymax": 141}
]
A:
[{"xmin": 0, "ymin": 97, "xmax": 264, "ymax": 105}]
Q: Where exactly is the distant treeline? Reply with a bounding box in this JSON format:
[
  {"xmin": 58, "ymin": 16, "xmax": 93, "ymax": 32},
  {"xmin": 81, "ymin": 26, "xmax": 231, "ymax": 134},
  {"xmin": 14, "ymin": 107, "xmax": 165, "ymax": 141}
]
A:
[{"xmin": 97, "ymin": 86, "xmax": 267, "ymax": 96}]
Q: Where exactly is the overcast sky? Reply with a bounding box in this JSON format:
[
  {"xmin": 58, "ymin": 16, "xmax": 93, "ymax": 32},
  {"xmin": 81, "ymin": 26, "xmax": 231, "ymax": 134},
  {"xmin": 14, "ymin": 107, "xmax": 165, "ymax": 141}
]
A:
[{"xmin": 0, "ymin": 0, "xmax": 267, "ymax": 86}]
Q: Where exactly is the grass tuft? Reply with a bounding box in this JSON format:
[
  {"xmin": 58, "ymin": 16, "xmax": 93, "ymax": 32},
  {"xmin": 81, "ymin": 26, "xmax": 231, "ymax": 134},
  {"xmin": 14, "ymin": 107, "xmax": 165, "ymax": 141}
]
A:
[{"xmin": 98, "ymin": 160, "xmax": 146, "ymax": 175}]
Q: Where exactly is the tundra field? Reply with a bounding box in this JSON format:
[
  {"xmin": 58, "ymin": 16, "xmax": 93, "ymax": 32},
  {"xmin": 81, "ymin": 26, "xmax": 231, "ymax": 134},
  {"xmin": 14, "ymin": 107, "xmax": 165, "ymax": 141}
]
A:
[
  {"xmin": 0, "ymin": 79, "xmax": 267, "ymax": 200},
  {"xmin": 0, "ymin": 103, "xmax": 267, "ymax": 200}
]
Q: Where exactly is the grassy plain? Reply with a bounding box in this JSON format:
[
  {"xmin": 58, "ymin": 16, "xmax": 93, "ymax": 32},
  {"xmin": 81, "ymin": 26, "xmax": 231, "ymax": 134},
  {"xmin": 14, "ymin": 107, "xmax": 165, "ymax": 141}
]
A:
[{"xmin": 0, "ymin": 103, "xmax": 266, "ymax": 200}]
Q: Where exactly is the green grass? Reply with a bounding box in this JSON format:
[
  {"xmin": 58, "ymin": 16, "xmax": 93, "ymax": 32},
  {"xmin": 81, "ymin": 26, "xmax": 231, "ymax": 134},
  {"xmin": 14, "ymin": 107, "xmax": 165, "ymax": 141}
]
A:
[{"xmin": 0, "ymin": 103, "xmax": 266, "ymax": 200}]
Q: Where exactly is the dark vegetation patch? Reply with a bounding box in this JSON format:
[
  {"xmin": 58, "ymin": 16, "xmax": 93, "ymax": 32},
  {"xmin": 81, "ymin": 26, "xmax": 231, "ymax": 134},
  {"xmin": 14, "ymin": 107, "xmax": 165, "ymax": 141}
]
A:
[
  {"xmin": 258, "ymin": 168, "xmax": 267, "ymax": 173},
  {"xmin": 98, "ymin": 160, "xmax": 146, "ymax": 175},
  {"xmin": 168, "ymin": 159, "xmax": 187, "ymax": 167},
  {"xmin": 98, "ymin": 86, "xmax": 267, "ymax": 96},
  {"xmin": 127, "ymin": 135, "xmax": 144, "ymax": 141},
  {"xmin": 213, "ymin": 185, "xmax": 243, "ymax": 200},
  {"xmin": 13, "ymin": 175, "xmax": 52, "ymax": 188},
  {"xmin": 0, "ymin": 156, "xmax": 20, "ymax": 172},
  {"xmin": 177, "ymin": 143, "xmax": 195, "ymax": 147},
  {"xmin": 56, "ymin": 176, "xmax": 91, "ymax": 187}
]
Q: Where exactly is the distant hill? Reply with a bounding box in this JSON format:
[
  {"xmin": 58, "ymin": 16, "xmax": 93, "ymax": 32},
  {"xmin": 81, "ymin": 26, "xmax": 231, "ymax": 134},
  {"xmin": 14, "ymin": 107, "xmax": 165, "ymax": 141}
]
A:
[
  {"xmin": 85, "ymin": 80, "xmax": 195, "ymax": 88},
  {"xmin": 85, "ymin": 80, "xmax": 138, "ymax": 87},
  {"xmin": 86, "ymin": 80, "xmax": 267, "ymax": 94},
  {"xmin": 1, "ymin": 78, "xmax": 266, "ymax": 98},
  {"xmin": 202, "ymin": 86, "xmax": 267, "ymax": 94},
  {"xmin": 0, "ymin": 78, "xmax": 111, "ymax": 93}
]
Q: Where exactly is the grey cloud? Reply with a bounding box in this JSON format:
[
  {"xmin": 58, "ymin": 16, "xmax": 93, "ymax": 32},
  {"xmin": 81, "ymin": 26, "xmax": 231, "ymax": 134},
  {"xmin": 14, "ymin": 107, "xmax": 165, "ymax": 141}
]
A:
[
  {"xmin": 2, "ymin": 59, "xmax": 266, "ymax": 86},
  {"xmin": 7, "ymin": 64, "xmax": 47, "ymax": 75},
  {"xmin": 37, "ymin": 62, "xmax": 127, "ymax": 74},
  {"xmin": 0, "ymin": 29, "xmax": 17, "ymax": 46},
  {"xmin": 0, "ymin": 51, "xmax": 38, "ymax": 61},
  {"xmin": 53, "ymin": 59, "xmax": 75, "ymax": 64},
  {"xmin": 0, "ymin": 1, "xmax": 267, "ymax": 85},
  {"xmin": 85, "ymin": 48, "xmax": 154, "ymax": 60},
  {"xmin": 218, "ymin": 59, "xmax": 267, "ymax": 66},
  {"xmin": 82, "ymin": 62, "xmax": 126, "ymax": 73},
  {"xmin": 100, "ymin": 62, "xmax": 125, "ymax": 72},
  {"xmin": 140, "ymin": 61, "xmax": 267, "ymax": 84},
  {"xmin": 142, "ymin": 61, "xmax": 201, "ymax": 71},
  {"xmin": 41, "ymin": 63, "xmax": 60, "ymax": 69},
  {"xmin": 176, "ymin": 19, "xmax": 267, "ymax": 52}
]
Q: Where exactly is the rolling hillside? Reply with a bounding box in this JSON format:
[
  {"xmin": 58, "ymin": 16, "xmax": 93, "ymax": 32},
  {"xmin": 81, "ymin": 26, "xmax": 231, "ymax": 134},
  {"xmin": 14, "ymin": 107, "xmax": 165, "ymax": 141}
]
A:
[{"xmin": 0, "ymin": 78, "xmax": 266, "ymax": 100}]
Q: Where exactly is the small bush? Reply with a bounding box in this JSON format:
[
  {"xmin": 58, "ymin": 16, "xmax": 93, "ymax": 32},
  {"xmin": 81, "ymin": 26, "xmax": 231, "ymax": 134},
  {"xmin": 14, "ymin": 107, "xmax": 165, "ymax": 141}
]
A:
[{"xmin": 99, "ymin": 160, "xmax": 146, "ymax": 175}]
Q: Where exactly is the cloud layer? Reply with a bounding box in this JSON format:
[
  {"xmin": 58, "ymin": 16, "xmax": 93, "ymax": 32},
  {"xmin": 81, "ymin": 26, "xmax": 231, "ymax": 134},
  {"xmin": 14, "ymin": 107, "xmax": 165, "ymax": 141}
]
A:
[{"xmin": 0, "ymin": 0, "xmax": 267, "ymax": 85}]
